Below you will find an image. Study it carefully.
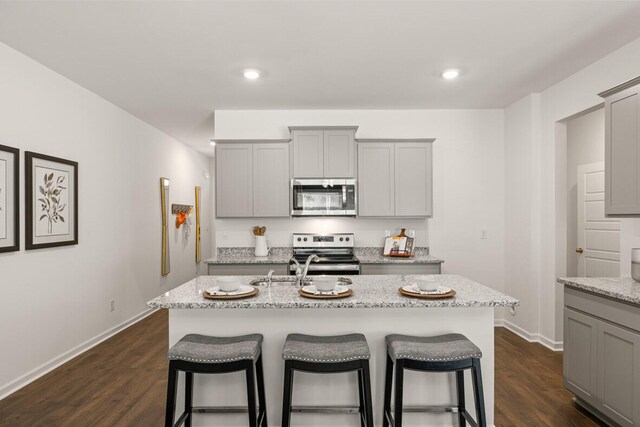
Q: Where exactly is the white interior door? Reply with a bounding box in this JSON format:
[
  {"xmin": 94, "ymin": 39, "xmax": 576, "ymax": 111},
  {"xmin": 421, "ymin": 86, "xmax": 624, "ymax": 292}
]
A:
[{"xmin": 577, "ymin": 162, "xmax": 620, "ymax": 277}]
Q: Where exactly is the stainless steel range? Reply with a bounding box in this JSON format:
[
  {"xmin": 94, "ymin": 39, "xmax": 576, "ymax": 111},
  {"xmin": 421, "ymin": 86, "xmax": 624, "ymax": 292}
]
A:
[{"xmin": 289, "ymin": 233, "xmax": 360, "ymax": 275}]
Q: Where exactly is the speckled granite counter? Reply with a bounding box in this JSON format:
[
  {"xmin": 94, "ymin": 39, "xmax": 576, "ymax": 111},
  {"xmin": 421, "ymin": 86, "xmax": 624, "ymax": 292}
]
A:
[
  {"xmin": 204, "ymin": 247, "xmax": 292, "ymax": 264},
  {"xmin": 148, "ymin": 274, "xmax": 517, "ymax": 309},
  {"xmin": 557, "ymin": 277, "xmax": 640, "ymax": 306},
  {"xmin": 355, "ymin": 247, "xmax": 444, "ymax": 264}
]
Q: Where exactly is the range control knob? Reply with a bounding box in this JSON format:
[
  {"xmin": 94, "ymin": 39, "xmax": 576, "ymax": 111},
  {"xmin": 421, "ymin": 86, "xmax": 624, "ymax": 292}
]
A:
[
  {"xmin": 339, "ymin": 237, "xmax": 344, "ymax": 242},
  {"xmin": 345, "ymin": 237, "xmax": 350, "ymax": 242},
  {"xmin": 297, "ymin": 237, "xmax": 302, "ymax": 242},
  {"xmin": 303, "ymin": 237, "xmax": 308, "ymax": 242}
]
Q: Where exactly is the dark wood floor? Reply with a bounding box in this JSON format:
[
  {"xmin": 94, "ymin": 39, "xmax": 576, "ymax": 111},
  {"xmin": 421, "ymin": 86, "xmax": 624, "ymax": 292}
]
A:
[{"xmin": 0, "ymin": 310, "xmax": 605, "ymax": 426}]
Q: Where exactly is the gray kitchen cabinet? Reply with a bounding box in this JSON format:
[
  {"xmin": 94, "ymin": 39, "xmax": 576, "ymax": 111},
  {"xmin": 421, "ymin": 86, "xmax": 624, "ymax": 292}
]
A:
[
  {"xmin": 216, "ymin": 140, "xmax": 291, "ymax": 218},
  {"xmin": 216, "ymin": 143, "xmax": 253, "ymax": 217},
  {"xmin": 358, "ymin": 142, "xmax": 395, "ymax": 216},
  {"xmin": 358, "ymin": 139, "xmax": 434, "ymax": 217},
  {"xmin": 563, "ymin": 286, "xmax": 640, "ymax": 426},
  {"xmin": 207, "ymin": 263, "xmax": 288, "ymax": 276},
  {"xmin": 360, "ymin": 264, "xmax": 441, "ymax": 275},
  {"xmin": 563, "ymin": 308, "xmax": 598, "ymax": 403},
  {"xmin": 253, "ymin": 143, "xmax": 290, "ymax": 217},
  {"xmin": 290, "ymin": 126, "xmax": 357, "ymax": 178},
  {"xmin": 599, "ymin": 77, "xmax": 640, "ymax": 216}
]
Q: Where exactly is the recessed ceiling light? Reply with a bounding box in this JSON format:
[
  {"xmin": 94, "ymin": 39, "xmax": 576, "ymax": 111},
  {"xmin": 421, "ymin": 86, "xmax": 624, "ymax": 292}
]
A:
[
  {"xmin": 442, "ymin": 69, "xmax": 460, "ymax": 80},
  {"xmin": 243, "ymin": 69, "xmax": 261, "ymax": 80}
]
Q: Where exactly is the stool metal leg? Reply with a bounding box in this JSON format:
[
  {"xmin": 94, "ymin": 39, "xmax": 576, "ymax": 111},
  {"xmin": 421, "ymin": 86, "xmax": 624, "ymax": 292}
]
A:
[
  {"xmin": 471, "ymin": 359, "xmax": 486, "ymax": 427},
  {"xmin": 455, "ymin": 370, "xmax": 466, "ymax": 427},
  {"xmin": 245, "ymin": 361, "xmax": 258, "ymax": 427},
  {"xmin": 357, "ymin": 369, "xmax": 366, "ymax": 427},
  {"xmin": 185, "ymin": 372, "xmax": 193, "ymax": 427},
  {"xmin": 361, "ymin": 361, "xmax": 374, "ymax": 427},
  {"xmin": 281, "ymin": 360, "xmax": 294, "ymax": 427},
  {"xmin": 165, "ymin": 361, "xmax": 179, "ymax": 427},
  {"xmin": 394, "ymin": 360, "xmax": 405, "ymax": 427},
  {"xmin": 255, "ymin": 354, "xmax": 268, "ymax": 427},
  {"xmin": 382, "ymin": 354, "xmax": 393, "ymax": 427}
]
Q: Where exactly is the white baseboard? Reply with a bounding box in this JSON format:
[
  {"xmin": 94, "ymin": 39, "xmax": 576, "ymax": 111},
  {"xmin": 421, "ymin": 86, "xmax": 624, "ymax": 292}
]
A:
[
  {"xmin": 0, "ymin": 308, "xmax": 159, "ymax": 400},
  {"xmin": 494, "ymin": 318, "xmax": 563, "ymax": 351}
]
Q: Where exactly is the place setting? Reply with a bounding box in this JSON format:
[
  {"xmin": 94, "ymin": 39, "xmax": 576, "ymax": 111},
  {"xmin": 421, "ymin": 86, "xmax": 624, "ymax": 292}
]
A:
[
  {"xmin": 298, "ymin": 276, "xmax": 353, "ymax": 299},
  {"xmin": 399, "ymin": 275, "xmax": 456, "ymax": 299},
  {"xmin": 203, "ymin": 277, "xmax": 259, "ymax": 300}
]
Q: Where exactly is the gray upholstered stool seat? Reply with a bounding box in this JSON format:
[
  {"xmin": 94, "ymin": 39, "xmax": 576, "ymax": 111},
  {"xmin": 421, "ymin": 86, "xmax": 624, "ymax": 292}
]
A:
[
  {"xmin": 282, "ymin": 333, "xmax": 370, "ymax": 363},
  {"xmin": 386, "ymin": 333, "xmax": 482, "ymax": 362},
  {"xmin": 167, "ymin": 333, "xmax": 263, "ymax": 364}
]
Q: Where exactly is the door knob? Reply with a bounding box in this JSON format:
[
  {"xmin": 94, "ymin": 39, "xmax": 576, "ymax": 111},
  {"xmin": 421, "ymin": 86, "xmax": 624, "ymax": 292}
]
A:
[{"xmin": 576, "ymin": 248, "xmax": 584, "ymax": 254}]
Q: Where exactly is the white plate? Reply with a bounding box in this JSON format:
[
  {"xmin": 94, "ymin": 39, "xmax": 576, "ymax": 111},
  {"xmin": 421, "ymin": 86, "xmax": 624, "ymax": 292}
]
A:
[
  {"xmin": 206, "ymin": 285, "xmax": 255, "ymax": 296},
  {"xmin": 302, "ymin": 285, "xmax": 350, "ymax": 295},
  {"xmin": 403, "ymin": 284, "xmax": 451, "ymax": 295}
]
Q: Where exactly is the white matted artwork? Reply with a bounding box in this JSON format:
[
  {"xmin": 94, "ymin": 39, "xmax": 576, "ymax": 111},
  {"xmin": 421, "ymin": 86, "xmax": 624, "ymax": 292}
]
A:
[
  {"xmin": 0, "ymin": 144, "xmax": 19, "ymax": 253},
  {"xmin": 26, "ymin": 152, "xmax": 78, "ymax": 250}
]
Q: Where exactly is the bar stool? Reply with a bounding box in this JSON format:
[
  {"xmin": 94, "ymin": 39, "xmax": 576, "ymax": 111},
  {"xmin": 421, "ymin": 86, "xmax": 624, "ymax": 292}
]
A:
[
  {"xmin": 281, "ymin": 333, "xmax": 374, "ymax": 427},
  {"xmin": 165, "ymin": 333, "xmax": 268, "ymax": 427},
  {"xmin": 383, "ymin": 333, "xmax": 486, "ymax": 427}
]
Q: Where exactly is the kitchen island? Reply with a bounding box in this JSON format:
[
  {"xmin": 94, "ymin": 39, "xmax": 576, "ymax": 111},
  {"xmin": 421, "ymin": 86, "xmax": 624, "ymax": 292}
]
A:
[{"xmin": 149, "ymin": 274, "xmax": 517, "ymax": 427}]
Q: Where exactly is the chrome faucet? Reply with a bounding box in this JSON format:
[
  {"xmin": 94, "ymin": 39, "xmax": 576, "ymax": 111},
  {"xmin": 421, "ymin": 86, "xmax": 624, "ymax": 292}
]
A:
[
  {"xmin": 290, "ymin": 255, "xmax": 319, "ymax": 287},
  {"xmin": 266, "ymin": 269, "xmax": 275, "ymax": 288},
  {"xmin": 290, "ymin": 257, "xmax": 303, "ymax": 286}
]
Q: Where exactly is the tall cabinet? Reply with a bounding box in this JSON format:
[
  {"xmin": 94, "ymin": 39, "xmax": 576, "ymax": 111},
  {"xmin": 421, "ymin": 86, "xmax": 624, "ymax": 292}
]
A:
[
  {"xmin": 290, "ymin": 126, "xmax": 357, "ymax": 178},
  {"xmin": 599, "ymin": 77, "xmax": 640, "ymax": 216},
  {"xmin": 215, "ymin": 140, "xmax": 290, "ymax": 218},
  {"xmin": 357, "ymin": 139, "xmax": 434, "ymax": 217}
]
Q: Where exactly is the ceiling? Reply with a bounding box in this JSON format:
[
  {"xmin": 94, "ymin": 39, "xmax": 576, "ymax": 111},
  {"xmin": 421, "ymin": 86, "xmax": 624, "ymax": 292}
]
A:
[{"xmin": 2, "ymin": 1, "xmax": 640, "ymax": 151}]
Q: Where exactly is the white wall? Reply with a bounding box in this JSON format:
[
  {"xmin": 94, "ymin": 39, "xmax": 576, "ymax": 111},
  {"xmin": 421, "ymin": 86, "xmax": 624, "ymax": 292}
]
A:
[
  {"xmin": 504, "ymin": 35, "xmax": 640, "ymax": 345},
  {"xmin": 566, "ymin": 108, "xmax": 605, "ymax": 277},
  {"xmin": 214, "ymin": 109, "xmax": 506, "ymax": 294},
  {"xmin": 0, "ymin": 42, "xmax": 212, "ymax": 397}
]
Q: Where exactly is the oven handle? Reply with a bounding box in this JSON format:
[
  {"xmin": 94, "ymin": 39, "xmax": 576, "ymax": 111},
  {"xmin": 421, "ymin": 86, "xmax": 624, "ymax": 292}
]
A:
[{"xmin": 289, "ymin": 264, "xmax": 360, "ymax": 272}]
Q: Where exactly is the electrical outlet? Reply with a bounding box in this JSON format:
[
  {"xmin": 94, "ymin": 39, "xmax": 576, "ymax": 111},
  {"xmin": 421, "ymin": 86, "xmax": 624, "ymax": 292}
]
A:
[
  {"xmin": 110, "ymin": 299, "xmax": 115, "ymax": 312},
  {"xmin": 481, "ymin": 229, "xmax": 488, "ymax": 239}
]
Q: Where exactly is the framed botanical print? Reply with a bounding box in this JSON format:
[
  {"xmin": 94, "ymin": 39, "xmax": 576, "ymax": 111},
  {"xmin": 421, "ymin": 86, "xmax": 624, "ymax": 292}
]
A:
[
  {"xmin": 0, "ymin": 144, "xmax": 19, "ymax": 253},
  {"xmin": 25, "ymin": 152, "xmax": 78, "ymax": 250}
]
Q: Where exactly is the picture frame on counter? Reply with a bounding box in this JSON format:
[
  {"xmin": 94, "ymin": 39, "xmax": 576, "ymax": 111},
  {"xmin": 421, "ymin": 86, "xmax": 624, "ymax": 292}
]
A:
[
  {"xmin": 0, "ymin": 144, "xmax": 19, "ymax": 253},
  {"xmin": 25, "ymin": 151, "xmax": 78, "ymax": 250}
]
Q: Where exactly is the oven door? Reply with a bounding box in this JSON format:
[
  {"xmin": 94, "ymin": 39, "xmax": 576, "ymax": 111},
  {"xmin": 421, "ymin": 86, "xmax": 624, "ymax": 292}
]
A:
[
  {"xmin": 291, "ymin": 179, "xmax": 356, "ymax": 217},
  {"xmin": 289, "ymin": 262, "xmax": 360, "ymax": 275}
]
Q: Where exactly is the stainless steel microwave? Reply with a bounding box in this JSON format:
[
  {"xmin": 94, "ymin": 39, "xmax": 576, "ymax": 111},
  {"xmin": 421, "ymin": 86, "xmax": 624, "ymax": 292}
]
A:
[{"xmin": 291, "ymin": 179, "xmax": 357, "ymax": 217}]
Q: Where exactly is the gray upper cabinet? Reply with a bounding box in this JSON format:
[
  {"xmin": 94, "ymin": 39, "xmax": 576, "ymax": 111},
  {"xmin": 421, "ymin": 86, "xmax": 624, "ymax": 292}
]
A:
[
  {"xmin": 216, "ymin": 140, "xmax": 290, "ymax": 218},
  {"xmin": 358, "ymin": 139, "xmax": 434, "ymax": 217},
  {"xmin": 216, "ymin": 143, "xmax": 253, "ymax": 217},
  {"xmin": 358, "ymin": 142, "xmax": 395, "ymax": 216},
  {"xmin": 599, "ymin": 77, "xmax": 640, "ymax": 216},
  {"xmin": 253, "ymin": 143, "xmax": 290, "ymax": 217},
  {"xmin": 290, "ymin": 126, "xmax": 357, "ymax": 178}
]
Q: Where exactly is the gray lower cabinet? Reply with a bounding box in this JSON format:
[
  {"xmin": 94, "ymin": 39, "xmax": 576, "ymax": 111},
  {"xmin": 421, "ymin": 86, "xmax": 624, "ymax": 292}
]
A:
[
  {"xmin": 207, "ymin": 263, "xmax": 288, "ymax": 276},
  {"xmin": 216, "ymin": 141, "xmax": 290, "ymax": 218},
  {"xmin": 357, "ymin": 139, "xmax": 434, "ymax": 217},
  {"xmin": 360, "ymin": 264, "xmax": 441, "ymax": 275},
  {"xmin": 599, "ymin": 77, "xmax": 640, "ymax": 216},
  {"xmin": 564, "ymin": 287, "xmax": 640, "ymax": 426}
]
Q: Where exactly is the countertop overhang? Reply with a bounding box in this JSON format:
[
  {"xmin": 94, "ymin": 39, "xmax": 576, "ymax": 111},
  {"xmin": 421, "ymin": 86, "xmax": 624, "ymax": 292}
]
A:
[
  {"xmin": 148, "ymin": 274, "xmax": 517, "ymax": 309},
  {"xmin": 557, "ymin": 276, "xmax": 640, "ymax": 306}
]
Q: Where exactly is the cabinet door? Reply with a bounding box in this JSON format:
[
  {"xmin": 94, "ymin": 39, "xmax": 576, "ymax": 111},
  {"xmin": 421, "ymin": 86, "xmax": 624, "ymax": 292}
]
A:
[
  {"xmin": 293, "ymin": 130, "xmax": 324, "ymax": 178},
  {"xmin": 597, "ymin": 321, "xmax": 640, "ymax": 426},
  {"xmin": 563, "ymin": 308, "xmax": 598, "ymax": 404},
  {"xmin": 358, "ymin": 143, "xmax": 395, "ymax": 216},
  {"xmin": 253, "ymin": 143, "xmax": 290, "ymax": 217},
  {"xmin": 323, "ymin": 130, "xmax": 355, "ymax": 178},
  {"xmin": 216, "ymin": 143, "xmax": 253, "ymax": 217},
  {"xmin": 394, "ymin": 142, "xmax": 433, "ymax": 217},
  {"xmin": 605, "ymin": 85, "xmax": 640, "ymax": 215}
]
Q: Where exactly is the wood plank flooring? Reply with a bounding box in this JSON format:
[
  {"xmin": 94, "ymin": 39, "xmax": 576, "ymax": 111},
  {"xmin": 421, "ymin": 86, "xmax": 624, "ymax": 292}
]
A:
[{"xmin": 0, "ymin": 310, "xmax": 606, "ymax": 426}]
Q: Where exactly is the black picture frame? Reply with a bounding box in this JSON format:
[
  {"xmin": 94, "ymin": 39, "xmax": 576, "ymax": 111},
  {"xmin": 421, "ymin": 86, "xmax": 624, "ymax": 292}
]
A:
[
  {"xmin": 0, "ymin": 144, "xmax": 19, "ymax": 253},
  {"xmin": 25, "ymin": 151, "xmax": 78, "ymax": 250}
]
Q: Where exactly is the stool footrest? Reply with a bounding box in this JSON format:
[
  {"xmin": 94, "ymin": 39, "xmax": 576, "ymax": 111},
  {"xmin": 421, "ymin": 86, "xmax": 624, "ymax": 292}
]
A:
[
  {"xmin": 385, "ymin": 408, "xmax": 478, "ymax": 427},
  {"xmin": 192, "ymin": 406, "xmax": 260, "ymax": 414},
  {"xmin": 291, "ymin": 405, "xmax": 361, "ymax": 414}
]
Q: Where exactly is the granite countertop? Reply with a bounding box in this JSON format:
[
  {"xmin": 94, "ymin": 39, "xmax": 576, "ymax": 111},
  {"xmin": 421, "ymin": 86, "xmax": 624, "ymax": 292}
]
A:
[
  {"xmin": 148, "ymin": 274, "xmax": 518, "ymax": 309},
  {"xmin": 355, "ymin": 247, "xmax": 443, "ymax": 264},
  {"xmin": 205, "ymin": 247, "xmax": 444, "ymax": 265},
  {"xmin": 557, "ymin": 277, "xmax": 640, "ymax": 306}
]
